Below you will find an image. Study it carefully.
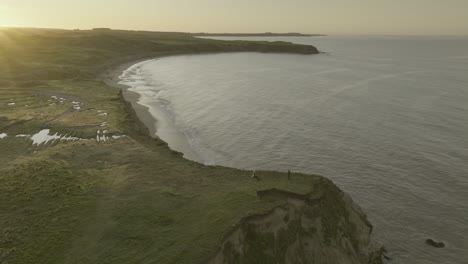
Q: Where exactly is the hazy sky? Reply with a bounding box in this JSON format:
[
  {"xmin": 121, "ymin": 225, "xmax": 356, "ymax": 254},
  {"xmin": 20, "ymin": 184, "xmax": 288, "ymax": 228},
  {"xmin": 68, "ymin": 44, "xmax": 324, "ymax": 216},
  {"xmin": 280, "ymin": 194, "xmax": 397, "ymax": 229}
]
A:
[{"xmin": 1, "ymin": 0, "xmax": 467, "ymax": 35}]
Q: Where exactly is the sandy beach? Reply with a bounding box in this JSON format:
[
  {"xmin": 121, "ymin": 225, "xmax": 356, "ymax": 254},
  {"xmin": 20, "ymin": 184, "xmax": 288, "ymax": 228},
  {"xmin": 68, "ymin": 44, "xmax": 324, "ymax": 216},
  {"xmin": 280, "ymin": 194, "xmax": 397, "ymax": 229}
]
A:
[{"xmin": 102, "ymin": 56, "xmax": 203, "ymax": 163}]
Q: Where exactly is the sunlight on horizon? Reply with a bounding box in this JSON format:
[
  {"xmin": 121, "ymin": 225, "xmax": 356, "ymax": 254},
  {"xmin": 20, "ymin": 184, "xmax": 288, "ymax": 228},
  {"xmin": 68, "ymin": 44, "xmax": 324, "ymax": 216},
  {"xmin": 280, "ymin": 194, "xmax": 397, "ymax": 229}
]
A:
[{"xmin": 1, "ymin": 0, "xmax": 468, "ymax": 35}]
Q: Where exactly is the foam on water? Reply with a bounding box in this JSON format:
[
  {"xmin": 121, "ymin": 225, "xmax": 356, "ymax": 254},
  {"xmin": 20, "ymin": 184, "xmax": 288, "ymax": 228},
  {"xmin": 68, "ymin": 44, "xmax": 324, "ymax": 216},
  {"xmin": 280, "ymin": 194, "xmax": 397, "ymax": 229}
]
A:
[{"xmin": 119, "ymin": 62, "xmax": 204, "ymax": 162}]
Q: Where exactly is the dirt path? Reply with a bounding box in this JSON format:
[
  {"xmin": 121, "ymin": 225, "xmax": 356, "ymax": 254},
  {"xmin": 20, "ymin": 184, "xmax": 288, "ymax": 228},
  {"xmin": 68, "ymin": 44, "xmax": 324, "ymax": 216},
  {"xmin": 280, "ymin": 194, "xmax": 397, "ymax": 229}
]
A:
[
  {"xmin": 1, "ymin": 89, "xmax": 90, "ymax": 130},
  {"xmin": 33, "ymin": 90, "xmax": 89, "ymax": 126}
]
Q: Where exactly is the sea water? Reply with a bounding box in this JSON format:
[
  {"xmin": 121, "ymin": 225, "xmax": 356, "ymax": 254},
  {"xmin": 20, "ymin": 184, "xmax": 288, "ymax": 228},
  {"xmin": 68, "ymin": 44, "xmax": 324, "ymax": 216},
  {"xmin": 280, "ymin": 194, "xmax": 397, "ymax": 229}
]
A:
[{"xmin": 120, "ymin": 36, "xmax": 468, "ymax": 263}]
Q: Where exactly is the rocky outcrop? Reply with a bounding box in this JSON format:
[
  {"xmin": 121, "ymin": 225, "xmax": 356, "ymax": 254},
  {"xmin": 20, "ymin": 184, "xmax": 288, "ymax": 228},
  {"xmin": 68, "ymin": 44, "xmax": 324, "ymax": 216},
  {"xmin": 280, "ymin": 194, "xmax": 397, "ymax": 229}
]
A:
[
  {"xmin": 208, "ymin": 179, "xmax": 383, "ymax": 264},
  {"xmin": 426, "ymin": 239, "xmax": 445, "ymax": 248}
]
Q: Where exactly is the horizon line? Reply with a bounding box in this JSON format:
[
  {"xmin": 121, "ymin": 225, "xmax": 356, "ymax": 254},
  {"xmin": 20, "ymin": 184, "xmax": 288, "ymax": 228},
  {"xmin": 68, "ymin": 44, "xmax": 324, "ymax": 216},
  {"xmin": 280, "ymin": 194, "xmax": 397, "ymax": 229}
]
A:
[{"xmin": 1, "ymin": 26, "xmax": 468, "ymax": 37}]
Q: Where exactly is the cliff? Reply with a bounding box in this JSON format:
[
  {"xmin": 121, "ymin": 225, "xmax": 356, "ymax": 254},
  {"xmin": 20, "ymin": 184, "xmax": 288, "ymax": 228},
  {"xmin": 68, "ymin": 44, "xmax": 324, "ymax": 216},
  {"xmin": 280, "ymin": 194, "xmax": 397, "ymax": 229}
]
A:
[
  {"xmin": 0, "ymin": 28, "xmax": 379, "ymax": 264},
  {"xmin": 208, "ymin": 180, "xmax": 383, "ymax": 264}
]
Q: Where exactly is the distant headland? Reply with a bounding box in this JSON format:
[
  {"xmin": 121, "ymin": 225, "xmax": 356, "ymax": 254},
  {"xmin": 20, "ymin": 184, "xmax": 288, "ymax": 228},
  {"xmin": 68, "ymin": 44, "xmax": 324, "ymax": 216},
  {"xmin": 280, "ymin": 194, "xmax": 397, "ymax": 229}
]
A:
[
  {"xmin": 193, "ymin": 32, "xmax": 326, "ymax": 37},
  {"xmin": 86, "ymin": 28, "xmax": 325, "ymax": 37}
]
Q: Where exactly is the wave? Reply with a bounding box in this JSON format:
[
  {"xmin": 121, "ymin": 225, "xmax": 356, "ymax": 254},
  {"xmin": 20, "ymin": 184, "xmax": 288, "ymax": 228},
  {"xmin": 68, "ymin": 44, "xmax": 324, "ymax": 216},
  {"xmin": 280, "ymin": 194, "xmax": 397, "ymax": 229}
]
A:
[{"xmin": 118, "ymin": 60, "xmax": 208, "ymax": 164}]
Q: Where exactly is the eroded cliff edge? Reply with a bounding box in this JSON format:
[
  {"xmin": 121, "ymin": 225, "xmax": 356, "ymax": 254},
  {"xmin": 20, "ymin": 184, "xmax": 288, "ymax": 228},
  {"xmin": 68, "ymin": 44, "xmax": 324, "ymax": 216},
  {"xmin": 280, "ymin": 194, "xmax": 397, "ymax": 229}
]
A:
[{"xmin": 208, "ymin": 179, "xmax": 383, "ymax": 264}]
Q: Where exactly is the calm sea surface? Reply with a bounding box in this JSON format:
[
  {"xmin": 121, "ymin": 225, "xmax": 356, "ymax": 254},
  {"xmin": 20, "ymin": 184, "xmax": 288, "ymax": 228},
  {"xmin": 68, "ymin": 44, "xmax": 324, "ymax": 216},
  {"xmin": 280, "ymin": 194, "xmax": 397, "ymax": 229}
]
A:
[{"xmin": 120, "ymin": 36, "xmax": 468, "ymax": 263}]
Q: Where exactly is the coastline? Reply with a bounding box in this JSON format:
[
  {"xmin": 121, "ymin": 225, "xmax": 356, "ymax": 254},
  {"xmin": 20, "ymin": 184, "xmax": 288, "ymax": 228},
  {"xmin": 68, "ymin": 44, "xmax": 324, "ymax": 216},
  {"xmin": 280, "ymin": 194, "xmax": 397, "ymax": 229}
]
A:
[
  {"xmin": 102, "ymin": 55, "xmax": 204, "ymax": 163},
  {"xmin": 101, "ymin": 50, "xmax": 317, "ymax": 164},
  {"xmin": 101, "ymin": 50, "xmax": 319, "ymax": 165},
  {"xmin": 103, "ymin": 56, "xmax": 384, "ymax": 264},
  {"xmin": 1, "ymin": 29, "xmax": 386, "ymax": 264}
]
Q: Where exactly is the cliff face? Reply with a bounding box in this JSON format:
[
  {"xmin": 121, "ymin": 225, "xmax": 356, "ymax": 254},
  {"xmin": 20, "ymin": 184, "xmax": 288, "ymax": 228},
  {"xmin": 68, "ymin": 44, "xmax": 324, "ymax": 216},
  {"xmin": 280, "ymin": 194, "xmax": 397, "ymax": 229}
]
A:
[{"xmin": 208, "ymin": 179, "xmax": 383, "ymax": 264}]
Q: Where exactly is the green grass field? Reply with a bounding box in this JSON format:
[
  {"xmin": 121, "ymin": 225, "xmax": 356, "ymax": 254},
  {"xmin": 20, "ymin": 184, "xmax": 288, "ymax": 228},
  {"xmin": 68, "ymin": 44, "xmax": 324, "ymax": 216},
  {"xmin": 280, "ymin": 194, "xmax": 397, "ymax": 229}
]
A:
[{"xmin": 0, "ymin": 28, "xmax": 377, "ymax": 264}]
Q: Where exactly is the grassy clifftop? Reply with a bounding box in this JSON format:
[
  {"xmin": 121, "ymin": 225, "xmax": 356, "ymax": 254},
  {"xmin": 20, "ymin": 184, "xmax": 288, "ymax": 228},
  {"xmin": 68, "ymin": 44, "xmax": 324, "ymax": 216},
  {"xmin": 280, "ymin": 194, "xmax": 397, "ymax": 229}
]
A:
[
  {"xmin": 0, "ymin": 28, "xmax": 380, "ymax": 264},
  {"xmin": 1, "ymin": 28, "xmax": 317, "ymax": 85}
]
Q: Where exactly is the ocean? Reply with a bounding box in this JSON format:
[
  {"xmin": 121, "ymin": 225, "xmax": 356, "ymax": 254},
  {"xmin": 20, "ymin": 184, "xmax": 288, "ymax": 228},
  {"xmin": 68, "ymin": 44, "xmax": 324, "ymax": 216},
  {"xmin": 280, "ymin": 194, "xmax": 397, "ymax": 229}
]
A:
[{"xmin": 119, "ymin": 35, "xmax": 468, "ymax": 263}]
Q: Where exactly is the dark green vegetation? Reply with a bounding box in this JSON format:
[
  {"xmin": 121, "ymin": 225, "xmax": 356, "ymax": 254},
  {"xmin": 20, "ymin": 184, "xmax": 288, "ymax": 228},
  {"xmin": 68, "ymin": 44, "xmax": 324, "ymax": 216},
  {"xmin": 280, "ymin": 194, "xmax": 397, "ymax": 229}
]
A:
[
  {"xmin": 0, "ymin": 28, "xmax": 379, "ymax": 263},
  {"xmin": 212, "ymin": 187, "xmax": 383, "ymax": 264}
]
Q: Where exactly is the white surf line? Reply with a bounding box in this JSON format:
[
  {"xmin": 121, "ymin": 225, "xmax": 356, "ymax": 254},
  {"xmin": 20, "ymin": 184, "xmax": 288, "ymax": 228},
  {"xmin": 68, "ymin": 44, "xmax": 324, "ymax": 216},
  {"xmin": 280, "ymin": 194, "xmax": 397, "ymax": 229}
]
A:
[
  {"xmin": 118, "ymin": 60, "xmax": 204, "ymax": 163},
  {"xmin": 0, "ymin": 133, "xmax": 7, "ymax": 139},
  {"xmin": 7, "ymin": 102, "xmax": 15, "ymax": 106}
]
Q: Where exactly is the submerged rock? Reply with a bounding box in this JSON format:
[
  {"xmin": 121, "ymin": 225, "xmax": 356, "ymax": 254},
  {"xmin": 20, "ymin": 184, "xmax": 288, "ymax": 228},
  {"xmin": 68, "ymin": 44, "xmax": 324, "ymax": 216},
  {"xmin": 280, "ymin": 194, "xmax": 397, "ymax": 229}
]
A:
[
  {"xmin": 207, "ymin": 179, "xmax": 383, "ymax": 264},
  {"xmin": 426, "ymin": 239, "xmax": 445, "ymax": 248}
]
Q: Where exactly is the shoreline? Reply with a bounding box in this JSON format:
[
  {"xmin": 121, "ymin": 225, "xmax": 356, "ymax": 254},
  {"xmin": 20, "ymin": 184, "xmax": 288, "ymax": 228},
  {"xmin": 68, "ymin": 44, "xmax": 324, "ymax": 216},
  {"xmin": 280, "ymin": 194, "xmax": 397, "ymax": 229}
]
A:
[
  {"xmin": 2, "ymin": 29, "xmax": 388, "ymax": 264},
  {"xmin": 102, "ymin": 54, "xmax": 204, "ymax": 163},
  {"xmin": 101, "ymin": 50, "xmax": 317, "ymax": 164},
  {"xmin": 101, "ymin": 50, "xmax": 321, "ymax": 164}
]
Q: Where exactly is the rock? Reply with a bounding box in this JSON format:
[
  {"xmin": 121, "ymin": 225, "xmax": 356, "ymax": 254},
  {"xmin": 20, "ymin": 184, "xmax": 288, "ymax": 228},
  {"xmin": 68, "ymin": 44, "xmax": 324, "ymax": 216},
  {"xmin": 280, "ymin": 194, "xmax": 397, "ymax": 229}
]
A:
[
  {"xmin": 426, "ymin": 239, "xmax": 445, "ymax": 248},
  {"xmin": 207, "ymin": 180, "xmax": 384, "ymax": 264}
]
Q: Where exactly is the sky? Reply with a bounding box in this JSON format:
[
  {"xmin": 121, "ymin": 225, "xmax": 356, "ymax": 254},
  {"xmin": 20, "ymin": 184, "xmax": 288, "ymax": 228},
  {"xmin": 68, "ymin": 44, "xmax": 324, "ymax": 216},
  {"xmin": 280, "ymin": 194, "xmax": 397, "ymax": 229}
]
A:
[{"xmin": 1, "ymin": 0, "xmax": 468, "ymax": 35}]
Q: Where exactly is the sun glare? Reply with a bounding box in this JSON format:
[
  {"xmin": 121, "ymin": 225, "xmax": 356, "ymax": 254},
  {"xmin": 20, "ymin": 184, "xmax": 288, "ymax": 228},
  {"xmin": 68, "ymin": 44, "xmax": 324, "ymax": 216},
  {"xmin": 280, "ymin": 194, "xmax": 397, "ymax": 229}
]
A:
[{"xmin": 0, "ymin": 29, "xmax": 11, "ymax": 44}]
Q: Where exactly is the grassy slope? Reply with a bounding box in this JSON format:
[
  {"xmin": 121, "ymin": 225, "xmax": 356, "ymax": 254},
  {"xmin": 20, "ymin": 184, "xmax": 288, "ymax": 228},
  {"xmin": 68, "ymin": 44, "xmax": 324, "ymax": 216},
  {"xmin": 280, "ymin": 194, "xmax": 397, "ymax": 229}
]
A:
[{"xmin": 0, "ymin": 28, "xmax": 329, "ymax": 263}]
